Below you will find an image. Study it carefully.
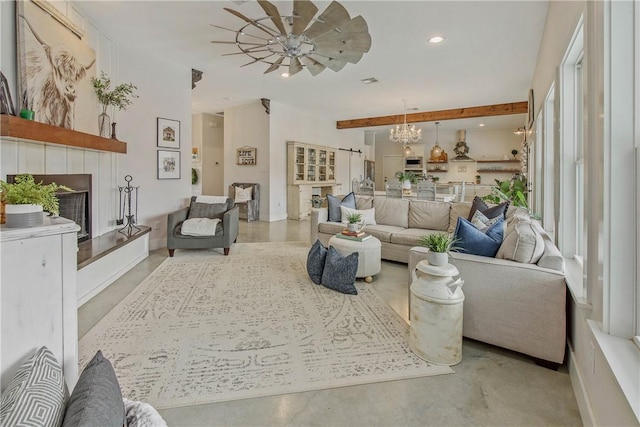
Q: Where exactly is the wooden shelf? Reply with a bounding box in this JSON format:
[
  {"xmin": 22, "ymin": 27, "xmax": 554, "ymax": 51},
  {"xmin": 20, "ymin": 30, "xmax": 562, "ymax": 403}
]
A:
[
  {"xmin": 476, "ymin": 159, "xmax": 519, "ymax": 163},
  {"xmin": 1, "ymin": 115, "xmax": 127, "ymax": 154},
  {"xmin": 477, "ymin": 169, "xmax": 521, "ymax": 173}
]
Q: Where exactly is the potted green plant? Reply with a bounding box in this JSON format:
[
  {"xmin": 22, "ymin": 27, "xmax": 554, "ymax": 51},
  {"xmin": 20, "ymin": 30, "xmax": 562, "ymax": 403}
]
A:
[
  {"xmin": 310, "ymin": 195, "xmax": 325, "ymax": 208},
  {"xmin": 395, "ymin": 171, "xmax": 417, "ymax": 190},
  {"xmin": 1, "ymin": 174, "xmax": 72, "ymax": 228},
  {"xmin": 432, "ymin": 176, "xmax": 440, "ymax": 183},
  {"xmin": 346, "ymin": 212, "xmax": 363, "ymax": 232},
  {"xmin": 91, "ymin": 71, "xmax": 138, "ymax": 138},
  {"xmin": 419, "ymin": 232, "xmax": 458, "ymax": 266},
  {"xmin": 483, "ymin": 175, "xmax": 529, "ymax": 209}
]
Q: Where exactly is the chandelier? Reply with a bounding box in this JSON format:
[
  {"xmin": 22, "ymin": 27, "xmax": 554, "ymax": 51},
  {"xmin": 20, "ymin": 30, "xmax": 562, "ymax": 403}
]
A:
[
  {"xmin": 210, "ymin": 0, "xmax": 372, "ymax": 77},
  {"xmin": 390, "ymin": 100, "xmax": 422, "ymax": 147}
]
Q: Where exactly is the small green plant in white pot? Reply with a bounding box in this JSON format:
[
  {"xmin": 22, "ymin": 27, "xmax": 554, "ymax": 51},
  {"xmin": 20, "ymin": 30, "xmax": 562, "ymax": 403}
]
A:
[
  {"xmin": 395, "ymin": 171, "xmax": 417, "ymax": 190},
  {"xmin": 419, "ymin": 232, "xmax": 458, "ymax": 266},
  {"xmin": 346, "ymin": 212, "xmax": 363, "ymax": 233},
  {"xmin": 1, "ymin": 174, "xmax": 72, "ymax": 228}
]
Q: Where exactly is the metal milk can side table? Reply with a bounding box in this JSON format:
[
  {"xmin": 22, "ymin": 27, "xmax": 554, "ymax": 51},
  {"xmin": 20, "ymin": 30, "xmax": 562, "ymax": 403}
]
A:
[{"xmin": 409, "ymin": 260, "xmax": 464, "ymax": 366}]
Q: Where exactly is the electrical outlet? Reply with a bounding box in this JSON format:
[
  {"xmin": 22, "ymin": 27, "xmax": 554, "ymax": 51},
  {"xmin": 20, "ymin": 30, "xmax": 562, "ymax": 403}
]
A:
[{"xmin": 154, "ymin": 221, "xmax": 160, "ymax": 230}]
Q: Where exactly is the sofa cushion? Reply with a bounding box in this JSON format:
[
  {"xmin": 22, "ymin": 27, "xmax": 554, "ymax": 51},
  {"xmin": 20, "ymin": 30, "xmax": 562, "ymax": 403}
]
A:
[
  {"xmin": 321, "ymin": 246, "xmax": 358, "ymax": 294},
  {"xmin": 327, "ymin": 193, "xmax": 356, "ymax": 222},
  {"xmin": 319, "ymin": 221, "xmax": 348, "ymax": 236},
  {"xmin": 496, "ymin": 218, "xmax": 545, "ymax": 263},
  {"xmin": 340, "ymin": 206, "xmax": 376, "ymax": 225},
  {"xmin": 453, "ymin": 217, "xmax": 505, "ymax": 257},
  {"xmin": 408, "ymin": 200, "xmax": 450, "ymax": 231},
  {"xmin": 306, "ymin": 240, "xmax": 328, "ymax": 285},
  {"xmin": 0, "ymin": 346, "xmax": 68, "ymax": 427},
  {"xmin": 63, "ymin": 350, "xmax": 124, "ymax": 427},
  {"xmin": 355, "ymin": 195, "xmax": 374, "ymax": 210},
  {"xmin": 531, "ymin": 221, "xmax": 565, "ymax": 272},
  {"xmin": 448, "ymin": 202, "xmax": 472, "ymax": 233},
  {"xmin": 468, "ymin": 196, "xmax": 510, "ymax": 222},
  {"xmin": 390, "ymin": 228, "xmax": 442, "ymax": 247},
  {"xmin": 373, "ymin": 198, "xmax": 410, "ymax": 228},
  {"xmin": 361, "ymin": 224, "xmax": 405, "ymax": 243}
]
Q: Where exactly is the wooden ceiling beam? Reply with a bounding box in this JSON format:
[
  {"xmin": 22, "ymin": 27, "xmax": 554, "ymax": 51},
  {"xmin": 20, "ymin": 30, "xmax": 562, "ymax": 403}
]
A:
[{"xmin": 336, "ymin": 101, "xmax": 528, "ymax": 130}]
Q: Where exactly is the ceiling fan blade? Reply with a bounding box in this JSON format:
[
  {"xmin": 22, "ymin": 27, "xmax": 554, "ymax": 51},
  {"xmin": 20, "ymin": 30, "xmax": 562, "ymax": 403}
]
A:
[
  {"xmin": 222, "ymin": 49, "xmax": 271, "ymax": 56},
  {"xmin": 257, "ymin": 0, "xmax": 288, "ymax": 35},
  {"xmin": 314, "ymin": 48, "xmax": 363, "ymax": 64},
  {"xmin": 210, "ymin": 24, "xmax": 271, "ymax": 41},
  {"xmin": 224, "ymin": 7, "xmax": 277, "ymax": 37},
  {"xmin": 289, "ymin": 57, "xmax": 304, "ymax": 76},
  {"xmin": 292, "ymin": 0, "xmax": 318, "ymax": 35},
  {"xmin": 300, "ymin": 56, "xmax": 326, "ymax": 76},
  {"xmin": 240, "ymin": 54, "xmax": 275, "ymax": 67},
  {"xmin": 264, "ymin": 56, "xmax": 285, "ymax": 74},
  {"xmin": 303, "ymin": 1, "xmax": 350, "ymax": 39},
  {"xmin": 308, "ymin": 53, "xmax": 346, "ymax": 72},
  {"xmin": 210, "ymin": 40, "xmax": 265, "ymax": 46},
  {"xmin": 313, "ymin": 16, "xmax": 372, "ymax": 53}
]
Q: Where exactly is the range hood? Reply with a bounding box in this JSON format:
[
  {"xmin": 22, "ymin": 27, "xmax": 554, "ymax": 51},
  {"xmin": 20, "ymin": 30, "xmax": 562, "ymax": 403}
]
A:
[{"xmin": 451, "ymin": 130, "xmax": 475, "ymax": 161}]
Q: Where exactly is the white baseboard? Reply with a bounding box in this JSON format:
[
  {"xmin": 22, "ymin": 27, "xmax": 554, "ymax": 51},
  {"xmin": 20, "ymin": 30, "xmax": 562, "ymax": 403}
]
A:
[
  {"xmin": 77, "ymin": 235, "xmax": 149, "ymax": 307},
  {"xmin": 568, "ymin": 342, "xmax": 597, "ymax": 426}
]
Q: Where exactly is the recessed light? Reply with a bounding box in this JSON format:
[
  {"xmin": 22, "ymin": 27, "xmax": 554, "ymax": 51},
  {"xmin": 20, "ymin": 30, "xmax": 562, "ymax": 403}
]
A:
[
  {"xmin": 281, "ymin": 72, "xmax": 290, "ymax": 78},
  {"xmin": 428, "ymin": 36, "xmax": 444, "ymax": 44},
  {"xmin": 478, "ymin": 123, "xmax": 485, "ymax": 127},
  {"xmin": 361, "ymin": 77, "xmax": 378, "ymax": 84}
]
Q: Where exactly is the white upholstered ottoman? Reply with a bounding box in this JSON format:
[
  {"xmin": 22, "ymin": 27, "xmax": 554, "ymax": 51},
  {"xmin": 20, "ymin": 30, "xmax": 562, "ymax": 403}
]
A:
[{"xmin": 328, "ymin": 235, "xmax": 382, "ymax": 282}]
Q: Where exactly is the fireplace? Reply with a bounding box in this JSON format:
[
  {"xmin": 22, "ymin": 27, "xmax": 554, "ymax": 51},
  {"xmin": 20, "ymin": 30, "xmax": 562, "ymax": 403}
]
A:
[{"xmin": 7, "ymin": 174, "xmax": 92, "ymax": 242}]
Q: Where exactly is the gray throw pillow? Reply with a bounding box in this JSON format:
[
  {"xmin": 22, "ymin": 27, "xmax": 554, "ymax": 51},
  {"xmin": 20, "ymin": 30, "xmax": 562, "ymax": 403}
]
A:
[
  {"xmin": 62, "ymin": 350, "xmax": 124, "ymax": 427},
  {"xmin": 0, "ymin": 346, "xmax": 68, "ymax": 427},
  {"xmin": 307, "ymin": 240, "xmax": 328, "ymax": 285},
  {"xmin": 321, "ymin": 246, "xmax": 359, "ymax": 295},
  {"xmin": 327, "ymin": 192, "xmax": 356, "ymax": 222},
  {"xmin": 188, "ymin": 197, "xmax": 231, "ymax": 220}
]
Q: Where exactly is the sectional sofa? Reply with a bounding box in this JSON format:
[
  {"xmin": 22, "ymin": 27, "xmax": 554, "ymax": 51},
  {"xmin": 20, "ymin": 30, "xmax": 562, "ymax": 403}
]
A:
[{"xmin": 310, "ymin": 196, "xmax": 567, "ymax": 365}]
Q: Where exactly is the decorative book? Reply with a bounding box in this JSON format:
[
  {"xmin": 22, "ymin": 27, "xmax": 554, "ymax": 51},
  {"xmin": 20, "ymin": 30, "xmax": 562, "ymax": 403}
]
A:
[
  {"xmin": 341, "ymin": 230, "xmax": 366, "ymax": 237},
  {"xmin": 336, "ymin": 233, "xmax": 372, "ymax": 242}
]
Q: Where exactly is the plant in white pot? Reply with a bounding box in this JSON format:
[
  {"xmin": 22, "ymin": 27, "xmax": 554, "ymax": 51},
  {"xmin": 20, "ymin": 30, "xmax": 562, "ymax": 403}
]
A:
[
  {"xmin": 419, "ymin": 232, "xmax": 458, "ymax": 266},
  {"xmin": 395, "ymin": 171, "xmax": 417, "ymax": 190},
  {"xmin": 1, "ymin": 174, "xmax": 72, "ymax": 228},
  {"xmin": 345, "ymin": 212, "xmax": 364, "ymax": 233}
]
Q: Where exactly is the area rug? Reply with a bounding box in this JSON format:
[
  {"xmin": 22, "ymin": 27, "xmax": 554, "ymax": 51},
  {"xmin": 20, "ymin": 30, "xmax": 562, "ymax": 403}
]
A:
[{"xmin": 79, "ymin": 241, "xmax": 452, "ymax": 409}]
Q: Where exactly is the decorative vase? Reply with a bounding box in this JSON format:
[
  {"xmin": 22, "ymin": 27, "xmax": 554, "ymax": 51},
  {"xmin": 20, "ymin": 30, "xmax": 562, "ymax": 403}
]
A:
[
  {"xmin": 111, "ymin": 122, "xmax": 118, "ymax": 140},
  {"xmin": 5, "ymin": 204, "xmax": 44, "ymax": 228},
  {"xmin": 402, "ymin": 180, "xmax": 412, "ymax": 190},
  {"xmin": 347, "ymin": 223, "xmax": 359, "ymax": 232},
  {"xmin": 427, "ymin": 250, "xmax": 449, "ymax": 266},
  {"xmin": 98, "ymin": 112, "xmax": 111, "ymax": 138}
]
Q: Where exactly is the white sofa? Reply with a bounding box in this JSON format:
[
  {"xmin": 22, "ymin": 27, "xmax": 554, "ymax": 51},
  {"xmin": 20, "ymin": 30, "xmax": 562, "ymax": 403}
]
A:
[{"xmin": 310, "ymin": 196, "xmax": 567, "ymax": 365}]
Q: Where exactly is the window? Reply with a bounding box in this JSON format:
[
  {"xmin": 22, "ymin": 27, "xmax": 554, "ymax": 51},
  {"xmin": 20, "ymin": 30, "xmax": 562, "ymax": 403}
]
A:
[{"xmin": 574, "ymin": 56, "xmax": 585, "ymax": 265}]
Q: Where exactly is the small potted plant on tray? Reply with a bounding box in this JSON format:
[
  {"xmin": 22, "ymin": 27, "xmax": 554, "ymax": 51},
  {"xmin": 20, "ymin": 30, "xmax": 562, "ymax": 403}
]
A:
[
  {"xmin": 346, "ymin": 212, "xmax": 363, "ymax": 233},
  {"xmin": 1, "ymin": 174, "xmax": 72, "ymax": 228},
  {"xmin": 419, "ymin": 232, "xmax": 458, "ymax": 266}
]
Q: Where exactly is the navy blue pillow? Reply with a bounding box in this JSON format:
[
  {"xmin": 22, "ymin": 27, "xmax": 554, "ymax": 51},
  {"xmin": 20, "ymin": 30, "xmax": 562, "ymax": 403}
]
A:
[
  {"xmin": 327, "ymin": 192, "xmax": 356, "ymax": 222},
  {"xmin": 452, "ymin": 217, "xmax": 505, "ymax": 258},
  {"xmin": 321, "ymin": 246, "xmax": 358, "ymax": 295},
  {"xmin": 306, "ymin": 240, "xmax": 328, "ymax": 285}
]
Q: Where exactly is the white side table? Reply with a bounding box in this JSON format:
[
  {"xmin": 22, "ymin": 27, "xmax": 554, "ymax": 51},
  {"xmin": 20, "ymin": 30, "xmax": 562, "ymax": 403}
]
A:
[
  {"xmin": 409, "ymin": 259, "xmax": 464, "ymax": 366},
  {"xmin": 328, "ymin": 235, "xmax": 381, "ymax": 282}
]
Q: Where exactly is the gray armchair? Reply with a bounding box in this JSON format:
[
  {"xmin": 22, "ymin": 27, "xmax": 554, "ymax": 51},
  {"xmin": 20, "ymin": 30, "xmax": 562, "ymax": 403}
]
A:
[{"xmin": 167, "ymin": 197, "xmax": 239, "ymax": 257}]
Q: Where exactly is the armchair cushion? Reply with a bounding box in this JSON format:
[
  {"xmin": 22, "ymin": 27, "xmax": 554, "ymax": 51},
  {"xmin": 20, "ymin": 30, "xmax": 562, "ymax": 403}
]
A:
[{"xmin": 187, "ymin": 197, "xmax": 233, "ymax": 220}]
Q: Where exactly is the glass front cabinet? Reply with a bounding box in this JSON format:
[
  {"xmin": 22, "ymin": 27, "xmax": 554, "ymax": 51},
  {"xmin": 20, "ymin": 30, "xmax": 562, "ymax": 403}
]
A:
[{"xmin": 287, "ymin": 142, "xmax": 337, "ymax": 185}]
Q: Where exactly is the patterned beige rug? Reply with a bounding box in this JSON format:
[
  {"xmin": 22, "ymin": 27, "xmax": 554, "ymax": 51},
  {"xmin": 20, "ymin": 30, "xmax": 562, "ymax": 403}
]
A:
[{"xmin": 79, "ymin": 241, "xmax": 452, "ymax": 409}]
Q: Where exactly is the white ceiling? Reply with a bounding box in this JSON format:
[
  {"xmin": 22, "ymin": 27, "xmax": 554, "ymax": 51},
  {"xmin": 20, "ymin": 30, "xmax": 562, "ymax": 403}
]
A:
[{"xmin": 76, "ymin": 0, "xmax": 548, "ymax": 133}]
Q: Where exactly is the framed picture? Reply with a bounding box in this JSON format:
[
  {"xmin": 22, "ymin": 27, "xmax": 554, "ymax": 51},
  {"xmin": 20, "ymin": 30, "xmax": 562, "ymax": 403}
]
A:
[
  {"xmin": 16, "ymin": 0, "xmax": 96, "ymax": 132},
  {"xmin": 0, "ymin": 72, "xmax": 16, "ymax": 115},
  {"xmin": 157, "ymin": 117, "xmax": 180, "ymax": 149},
  {"xmin": 236, "ymin": 146, "xmax": 257, "ymax": 165},
  {"xmin": 158, "ymin": 150, "xmax": 181, "ymax": 180}
]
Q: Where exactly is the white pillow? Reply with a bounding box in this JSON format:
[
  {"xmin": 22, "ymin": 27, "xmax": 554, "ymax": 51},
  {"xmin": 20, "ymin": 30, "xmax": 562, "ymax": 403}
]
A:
[
  {"xmin": 181, "ymin": 218, "xmax": 221, "ymax": 236},
  {"xmin": 340, "ymin": 206, "xmax": 376, "ymax": 225},
  {"xmin": 496, "ymin": 218, "xmax": 544, "ymax": 263},
  {"xmin": 234, "ymin": 186, "xmax": 253, "ymax": 203}
]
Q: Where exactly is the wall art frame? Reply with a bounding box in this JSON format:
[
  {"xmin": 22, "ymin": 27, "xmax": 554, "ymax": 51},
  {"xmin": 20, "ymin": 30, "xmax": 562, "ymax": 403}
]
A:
[
  {"xmin": 236, "ymin": 146, "xmax": 257, "ymax": 165},
  {"xmin": 0, "ymin": 71, "xmax": 16, "ymax": 116},
  {"xmin": 16, "ymin": 0, "xmax": 96, "ymax": 132},
  {"xmin": 158, "ymin": 150, "xmax": 181, "ymax": 180},
  {"xmin": 157, "ymin": 117, "xmax": 180, "ymax": 149}
]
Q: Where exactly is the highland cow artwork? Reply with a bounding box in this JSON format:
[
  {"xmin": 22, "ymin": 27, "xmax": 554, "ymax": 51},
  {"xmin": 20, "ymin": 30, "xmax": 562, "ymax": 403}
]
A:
[{"xmin": 17, "ymin": 0, "xmax": 96, "ymax": 132}]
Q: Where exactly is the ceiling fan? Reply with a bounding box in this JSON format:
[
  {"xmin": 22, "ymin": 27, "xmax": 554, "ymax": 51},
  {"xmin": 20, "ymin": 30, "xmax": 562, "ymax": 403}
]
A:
[{"xmin": 210, "ymin": 0, "xmax": 372, "ymax": 77}]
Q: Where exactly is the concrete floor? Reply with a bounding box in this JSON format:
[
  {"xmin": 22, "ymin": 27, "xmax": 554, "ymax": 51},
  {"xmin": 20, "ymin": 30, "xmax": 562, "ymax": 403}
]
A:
[{"xmin": 78, "ymin": 219, "xmax": 582, "ymax": 427}]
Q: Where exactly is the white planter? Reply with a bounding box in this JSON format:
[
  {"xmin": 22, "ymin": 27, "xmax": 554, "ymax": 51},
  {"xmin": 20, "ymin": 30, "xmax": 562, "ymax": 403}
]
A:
[
  {"xmin": 402, "ymin": 180, "xmax": 412, "ymax": 190},
  {"xmin": 427, "ymin": 250, "xmax": 449, "ymax": 266},
  {"xmin": 5, "ymin": 204, "xmax": 44, "ymax": 228}
]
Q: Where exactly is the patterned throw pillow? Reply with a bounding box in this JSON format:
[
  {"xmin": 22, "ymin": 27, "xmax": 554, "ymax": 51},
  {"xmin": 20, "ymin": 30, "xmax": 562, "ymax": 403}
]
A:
[
  {"xmin": 306, "ymin": 240, "xmax": 328, "ymax": 285},
  {"xmin": 452, "ymin": 216, "xmax": 505, "ymax": 258},
  {"xmin": 467, "ymin": 196, "xmax": 510, "ymax": 222},
  {"xmin": 470, "ymin": 210, "xmax": 502, "ymax": 232},
  {"xmin": 321, "ymin": 246, "xmax": 359, "ymax": 295},
  {"xmin": 62, "ymin": 350, "xmax": 124, "ymax": 427},
  {"xmin": 327, "ymin": 192, "xmax": 356, "ymax": 222},
  {"xmin": 0, "ymin": 346, "xmax": 68, "ymax": 427},
  {"xmin": 234, "ymin": 186, "xmax": 253, "ymax": 203}
]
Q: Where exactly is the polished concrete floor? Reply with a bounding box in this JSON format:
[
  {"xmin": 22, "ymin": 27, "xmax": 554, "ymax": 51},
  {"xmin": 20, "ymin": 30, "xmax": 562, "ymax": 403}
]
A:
[{"xmin": 78, "ymin": 219, "xmax": 582, "ymax": 427}]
